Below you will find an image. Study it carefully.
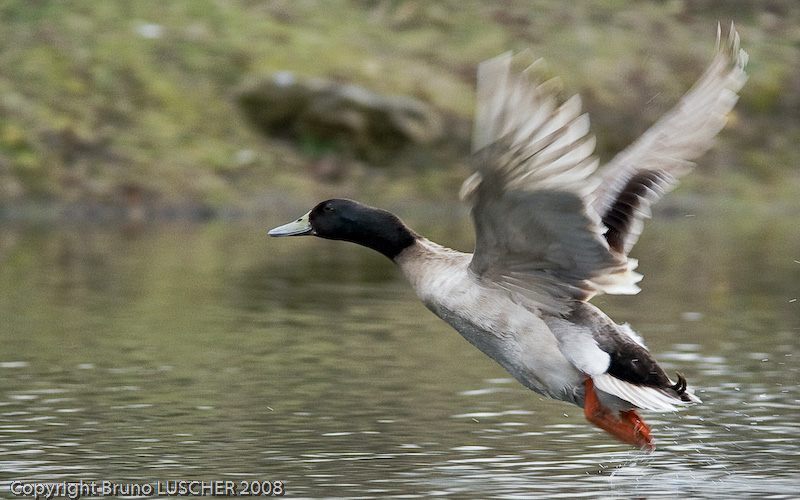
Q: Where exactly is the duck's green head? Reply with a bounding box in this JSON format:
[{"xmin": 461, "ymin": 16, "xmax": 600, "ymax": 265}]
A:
[{"xmin": 269, "ymin": 199, "xmax": 418, "ymax": 260}]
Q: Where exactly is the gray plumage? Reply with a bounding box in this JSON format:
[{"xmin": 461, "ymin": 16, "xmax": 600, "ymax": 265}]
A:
[{"xmin": 462, "ymin": 23, "xmax": 747, "ymax": 318}]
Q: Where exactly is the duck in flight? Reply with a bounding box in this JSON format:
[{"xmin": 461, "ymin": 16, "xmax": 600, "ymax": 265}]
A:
[{"xmin": 269, "ymin": 25, "xmax": 748, "ymax": 450}]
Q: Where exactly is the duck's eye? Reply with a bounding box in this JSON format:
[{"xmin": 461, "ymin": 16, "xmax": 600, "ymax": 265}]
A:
[{"xmin": 324, "ymin": 205, "xmax": 333, "ymax": 212}]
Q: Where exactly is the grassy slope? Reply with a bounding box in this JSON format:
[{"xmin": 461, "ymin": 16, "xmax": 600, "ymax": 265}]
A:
[{"xmin": 0, "ymin": 0, "xmax": 798, "ymax": 213}]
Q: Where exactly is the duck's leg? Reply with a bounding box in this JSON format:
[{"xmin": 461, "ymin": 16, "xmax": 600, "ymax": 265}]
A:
[{"xmin": 583, "ymin": 378, "xmax": 655, "ymax": 451}]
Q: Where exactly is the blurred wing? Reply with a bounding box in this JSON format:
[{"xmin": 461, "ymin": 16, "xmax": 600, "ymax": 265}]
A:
[
  {"xmin": 592, "ymin": 24, "xmax": 748, "ymax": 255},
  {"xmin": 467, "ymin": 53, "xmax": 599, "ymax": 197},
  {"xmin": 464, "ymin": 53, "xmax": 637, "ymax": 316},
  {"xmin": 463, "ymin": 27, "xmax": 746, "ymax": 316}
]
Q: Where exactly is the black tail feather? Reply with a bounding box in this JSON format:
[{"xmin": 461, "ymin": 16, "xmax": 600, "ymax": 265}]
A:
[{"xmin": 670, "ymin": 372, "xmax": 687, "ymax": 395}]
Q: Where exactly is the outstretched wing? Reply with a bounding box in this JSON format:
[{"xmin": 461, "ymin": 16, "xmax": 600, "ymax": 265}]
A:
[
  {"xmin": 593, "ymin": 24, "xmax": 748, "ymax": 255},
  {"xmin": 463, "ymin": 26, "xmax": 747, "ymax": 317},
  {"xmin": 464, "ymin": 52, "xmax": 636, "ymax": 316}
]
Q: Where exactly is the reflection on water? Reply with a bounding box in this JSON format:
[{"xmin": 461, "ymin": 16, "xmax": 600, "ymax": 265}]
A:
[{"xmin": 0, "ymin": 207, "xmax": 798, "ymax": 499}]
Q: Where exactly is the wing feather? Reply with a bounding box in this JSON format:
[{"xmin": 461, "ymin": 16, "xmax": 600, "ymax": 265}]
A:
[
  {"xmin": 592, "ymin": 24, "xmax": 748, "ymax": 255},
  {"xmin": 464, "ymin": 55, "xmax": 634, "ymax": 315},
  {"xmin": 463, "ymin": 26, "xmax": 746, "ymax": 316}
]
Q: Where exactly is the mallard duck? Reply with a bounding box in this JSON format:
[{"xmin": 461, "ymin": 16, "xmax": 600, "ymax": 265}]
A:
[{"xmin": 269, "ymin": 25, "xmax": 747, "ymax": 450}]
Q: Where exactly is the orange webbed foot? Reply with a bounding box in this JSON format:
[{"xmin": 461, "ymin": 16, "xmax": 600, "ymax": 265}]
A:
[{"xmin": 583, "ymin": 378, "xmax": 655, "ymax": 451}]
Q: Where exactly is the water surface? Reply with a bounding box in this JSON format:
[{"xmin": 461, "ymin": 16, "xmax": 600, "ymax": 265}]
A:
[{"xmin": 1, "ymin": 205, "xmax": 798, "ymax": 499}]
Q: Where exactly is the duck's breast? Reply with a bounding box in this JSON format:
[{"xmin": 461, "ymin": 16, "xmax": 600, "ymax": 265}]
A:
[{"xmin": 396, "ymin": 240, "xmax": 584, "ymax": 403}]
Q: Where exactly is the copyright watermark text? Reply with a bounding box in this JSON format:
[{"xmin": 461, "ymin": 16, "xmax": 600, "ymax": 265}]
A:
[{"xmin": 10, "ymin": 480, "xmax": 285, "ymax": 498}]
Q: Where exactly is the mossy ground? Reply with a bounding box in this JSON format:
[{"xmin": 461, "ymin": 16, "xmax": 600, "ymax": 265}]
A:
[{"xmin": 1, "ymin": 1, "xmax": 798, "ymax": 216}]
